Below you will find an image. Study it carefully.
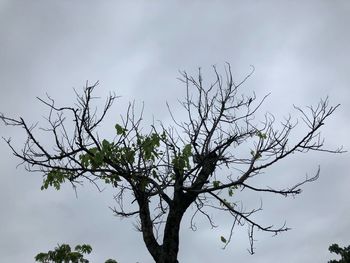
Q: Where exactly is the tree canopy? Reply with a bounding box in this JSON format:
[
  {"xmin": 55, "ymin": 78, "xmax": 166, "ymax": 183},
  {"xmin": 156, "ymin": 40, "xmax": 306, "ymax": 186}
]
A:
[
  {"xmin": 35, "ymin": 243, "xmax": 117, "ymax": 263},
  {"xmin": 0, "ymin": 65, "xmax": 343, "ymax": 263},
  {"xmin": 328, "ymin": 243, "xmax": 350, "ymax": 263}
]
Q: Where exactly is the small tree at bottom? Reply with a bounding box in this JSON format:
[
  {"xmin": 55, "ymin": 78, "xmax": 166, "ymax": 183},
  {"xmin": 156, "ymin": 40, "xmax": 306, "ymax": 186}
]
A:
[
  {"xmin": 328, "ymin": 244, "xmax": 350, "ymax": 263},
  {"xmin": 34, "ymin": 243, "xmax": 117, "ymax": 263}
]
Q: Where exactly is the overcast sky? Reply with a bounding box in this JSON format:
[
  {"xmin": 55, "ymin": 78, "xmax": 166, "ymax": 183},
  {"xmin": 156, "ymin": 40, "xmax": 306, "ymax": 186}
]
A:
[{"xmin": 1, "ymin": 1, "xmax": 349, "ymax": 262}]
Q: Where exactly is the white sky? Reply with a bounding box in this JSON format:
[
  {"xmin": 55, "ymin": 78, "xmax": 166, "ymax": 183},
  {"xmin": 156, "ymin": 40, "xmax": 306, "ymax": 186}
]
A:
[{"xmin": 0, "ymin": 1, "xmax": 349, "ymax": 262}]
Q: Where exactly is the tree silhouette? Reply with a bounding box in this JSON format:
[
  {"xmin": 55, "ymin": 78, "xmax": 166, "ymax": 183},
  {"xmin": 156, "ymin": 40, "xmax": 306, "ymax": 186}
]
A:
[
  {"xmin": 1, "ymin": 65, "xmax": 343, "ymax": 263},
  {"xmin": 35, "ymin": 243, "xmax": 117, "ymax": 263},
  {"xmin": 328, "ymin": 244, "xmax": 350, "ymax": 263}
]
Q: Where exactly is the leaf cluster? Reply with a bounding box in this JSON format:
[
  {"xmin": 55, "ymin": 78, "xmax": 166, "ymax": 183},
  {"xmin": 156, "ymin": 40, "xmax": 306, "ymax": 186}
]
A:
[
  {"xmin": 172, "ymin": 144, "xmax": 192, "ymax": 175},
  {"xmin": 35, "ymin": 243, "xmax": 117, "ymax": 263},
  {"xmin": 41, "ymin": 169, "xmax": 70, "ymax": 190},
  {"xmin": 328, "ymin": 243, "xmax": 350, "ymax": 263}
]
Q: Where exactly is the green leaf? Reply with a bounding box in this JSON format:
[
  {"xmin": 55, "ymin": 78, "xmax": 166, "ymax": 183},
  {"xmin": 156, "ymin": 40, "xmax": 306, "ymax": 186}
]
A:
[
  {"xmin": 115, "ymin": 123, "xmax": 127, "ymax": 135},
  {"xmin": 220, "ymin": 198, "xmax": 231, "ymax": 207},
  {"xmin": 220, "ymin": 236, "xmax": 227, "ymax": 243},
  {"xmin": 182, "ymin": 144, "xmax": 192, "ymax": 169},
  {"xmin": 250, "ymin": 149, "xmax": 262, "ymax": 159},
  {"xmin": 137, "ymin": 133, "xmax": 161, "ymax": 161},
  {"xmin": 161, "ymin": 131, "xmax": 167, "ymax": 140},
  {"xmin": 213, "ymin": 180, "xmax": 220, "ymax": 188},
  {"xmin": 75, "ymin": 244, "xmax": 92, "ymax": 254},
  {"xmin": 41, "ymin": 169, "xmax": 67, "ymax": 191},
  {"xmin": 101, "ymin": 139, "xmax": 111, "ymax": 154},
  {"xmin": 102, "ymin": 139, "xmax": 109, "ymax": 147},
  {"xmin": 152, "ymin": 170, "xmax": 159, "ymax": 180},
  {"xmin": 257, "ymin": 131, "xmax": 267, "ymax": 139},
  {"xmin": 91, "ymin": 151, "xmax": 104, "ymax": 168},
  {"xmin": 228, "ymin": 188, "xmax": 233, "ymax": 197},
  {"xmin": 79, "ymin": 154, "xmax": 90, "ymax": 168},
  {"xmin": 182, "ymin": 144, "xmax": 192, "ymax": 157}
]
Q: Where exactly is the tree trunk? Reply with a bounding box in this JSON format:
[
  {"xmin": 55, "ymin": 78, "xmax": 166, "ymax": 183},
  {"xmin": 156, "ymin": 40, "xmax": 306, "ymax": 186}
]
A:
[
  {"xmin": 154, "ymin": 188, "xmax": 195, "ymax": 263},
  {"xmin": 139, "ymin": 158, "xmax": 217, "ymax": 262},
  {"xmin": 156, "ymin": 207, "xmax": 184, "ymax": 263},
  {"xmin": 137, "ymin": 192, "xmax": 162, "ymax": 261}
]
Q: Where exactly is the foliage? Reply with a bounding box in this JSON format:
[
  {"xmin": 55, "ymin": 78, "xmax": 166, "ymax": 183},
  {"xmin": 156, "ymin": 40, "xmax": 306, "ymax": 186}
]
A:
[
  {"xmin": 328, "ymin": 243, "xmax": 350, "ymax": 263},
  {"xmin": 34, "ymin": 243, "xmax": 117, "ymax": 263}
]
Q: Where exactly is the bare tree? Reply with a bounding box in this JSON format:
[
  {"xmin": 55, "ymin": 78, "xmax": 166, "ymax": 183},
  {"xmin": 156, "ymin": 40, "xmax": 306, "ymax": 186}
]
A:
[{"xmin": 0, "ymin": 65, "xmax": 344, "ymax": 263}]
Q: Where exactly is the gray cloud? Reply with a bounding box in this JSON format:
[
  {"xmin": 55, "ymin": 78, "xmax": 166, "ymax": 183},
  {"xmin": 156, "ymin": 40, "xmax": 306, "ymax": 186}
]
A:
[{"xmin": 1, "ymin": 1, "xmax": 349, "ymax": 262}]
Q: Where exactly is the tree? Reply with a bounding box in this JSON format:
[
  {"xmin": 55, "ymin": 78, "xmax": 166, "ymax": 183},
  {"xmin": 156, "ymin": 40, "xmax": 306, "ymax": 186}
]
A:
[
  {"xmin": 34, "ymin": 243, "xmax": 117, "ymax": 263},
  {"xmin": 328, "ymin": 244, "xmax": 350, "ymax": 263},
  {"xmin": 0, "ymin": 65, "xmax": 343, "ymax": 263}
]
